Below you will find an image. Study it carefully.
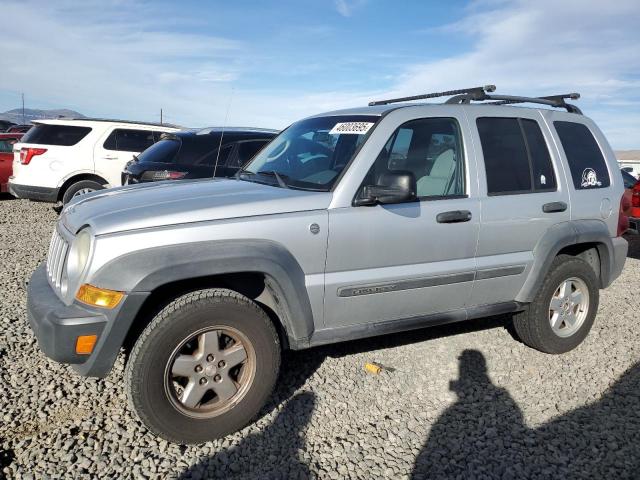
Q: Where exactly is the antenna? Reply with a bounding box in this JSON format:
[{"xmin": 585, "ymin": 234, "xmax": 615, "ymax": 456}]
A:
[
  {"xmin": 22, "ymin": 93, "xmax": 25, "ymax": 124},
  {"xmin": 213, "ymin": 88, "xmax": 234, "ymax": 179}
]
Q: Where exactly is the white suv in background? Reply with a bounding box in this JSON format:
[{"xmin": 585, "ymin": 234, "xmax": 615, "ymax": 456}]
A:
[{"xmin": 9, "ymin": 118, "xmax": 179, "ymax": 205}]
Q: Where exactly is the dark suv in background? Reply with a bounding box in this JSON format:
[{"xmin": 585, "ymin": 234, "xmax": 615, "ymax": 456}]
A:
[{"xmin": 121, "ymin": 127, "xmax": 278, "ymax": 184}]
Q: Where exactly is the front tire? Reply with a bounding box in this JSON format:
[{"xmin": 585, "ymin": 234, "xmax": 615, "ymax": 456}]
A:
[
  {"xmin": 512, "ymin": 255, "xmax": 599, "ymax": 354},
  {"xmin": 125, "ymin": 289, "xmax": 281, "ymax": 444}
]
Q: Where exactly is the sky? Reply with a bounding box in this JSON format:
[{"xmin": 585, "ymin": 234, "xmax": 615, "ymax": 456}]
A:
[{"xmin": 1, "ymin": 0, "xmax": 639, "ymax": 148}]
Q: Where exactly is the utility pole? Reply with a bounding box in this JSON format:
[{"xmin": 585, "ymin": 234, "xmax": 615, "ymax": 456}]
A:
[
  {"xmin": 160, "ymin": 108, "xmax": 163, "ymax": 125},
  {"xmin": 22, "ymin": 93, "xmax": 25, "ymax": 124}
]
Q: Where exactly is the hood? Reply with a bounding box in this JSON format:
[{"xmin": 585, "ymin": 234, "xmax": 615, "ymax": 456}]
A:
[{"xmin": 60, "ymin": 178, "xmax": 332, "ymax": 235}]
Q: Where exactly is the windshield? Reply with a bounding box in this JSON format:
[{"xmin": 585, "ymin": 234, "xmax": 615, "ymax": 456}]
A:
[{"xmin": 241, "ymin": 115, "xmax": 379, "ymax": 191}]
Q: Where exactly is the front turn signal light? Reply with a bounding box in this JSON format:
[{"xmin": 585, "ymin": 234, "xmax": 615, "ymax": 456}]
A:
[
  {"xmin": 76, "ymin": 284, "xmax": 124, "ymax": 309},
  {"xmin": 76, "ymin": 335, "xmax": 98, "ymax": 355}
]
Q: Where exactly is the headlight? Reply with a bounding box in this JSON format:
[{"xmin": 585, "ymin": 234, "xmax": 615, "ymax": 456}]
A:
[{"xmin": 66, "ymin": 228, "xmax": 93, "ymax": 284}]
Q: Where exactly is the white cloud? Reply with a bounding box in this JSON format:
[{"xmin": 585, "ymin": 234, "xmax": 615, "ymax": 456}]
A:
[
  {"xmin": 334, "ymin": 0, "xmax": 367, "ymax": 17},
  {"xmin": 389, "ymin": 0, "xmax": 640, "ymax": 148},
  {"xmin": 1, "ymin": 0, "xmax": 639, "ymax": 148}
]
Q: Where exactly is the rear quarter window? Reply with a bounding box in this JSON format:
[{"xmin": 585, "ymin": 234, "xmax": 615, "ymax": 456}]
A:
[
  {"xmin": 554, "ymin": 121, "xmax": 610, "ymax": 189},
  {"xmin": 20, "ymin": 124, "xmax": 92, "ymax": 146}
]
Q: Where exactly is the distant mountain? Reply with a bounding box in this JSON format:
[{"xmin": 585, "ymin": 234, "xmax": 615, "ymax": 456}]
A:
[
  {"xmin": 0, "ymin": 108, "xmax": 85, "ymax": 125},
  {"xmin": 616, "ymin": 150, "xmax": 640, "ymax": 161}
]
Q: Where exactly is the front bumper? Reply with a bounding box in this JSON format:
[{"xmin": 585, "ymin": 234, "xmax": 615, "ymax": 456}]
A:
[
  {"xmin": 27, "ymin": 263, "xmax": 149, "ymax": 377},
  {"xmin": 28, "ymin": 264, "xmax": 107, "ymax": 364},
  {"xmin": 628, "ymin": 217, "xmax": 640, "ymax": 235},
  {"xmin": 9, "ymin": 179, "xmax": 59, "ymax": 202}
]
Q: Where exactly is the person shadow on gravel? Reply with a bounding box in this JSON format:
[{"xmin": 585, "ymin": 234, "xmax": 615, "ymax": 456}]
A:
[
  {"xmin": 412, "ymin": 349, "xmax": 529, "ymax": 479},
  {"xmin": 178, "ymin": 391, "xmax": 316, "ymax": 480},
  {"xmin": 412, "ymin": 350, "xmax": 640, "ymax": 479}
]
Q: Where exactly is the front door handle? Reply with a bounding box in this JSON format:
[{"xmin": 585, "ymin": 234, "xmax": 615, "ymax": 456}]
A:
[
  {"xmin": 103, "ymin": 155, "xmax": 118, "ymax": 160},
  {"xmin": 542, "ymin": 201, "xmax": 567, "ymax": 213},
  {"xmin": 436, "ymin": 210, "xmax": 472, "ymax": 223}
]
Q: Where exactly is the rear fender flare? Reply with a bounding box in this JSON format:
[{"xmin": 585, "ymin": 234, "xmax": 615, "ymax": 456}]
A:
[{"xmin": 516, "ymin": 220, "xmax": 614, "ymax": 302}]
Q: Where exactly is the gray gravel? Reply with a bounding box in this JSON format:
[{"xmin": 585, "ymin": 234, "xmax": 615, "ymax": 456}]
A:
[{"xmin": 2, "ymin": 195, "xmax": 640, "ymax": 479}]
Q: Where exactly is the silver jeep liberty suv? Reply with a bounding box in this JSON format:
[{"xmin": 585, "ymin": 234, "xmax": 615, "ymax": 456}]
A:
[{"xmin": 27, "ymin": 86, "xmax": 628, "ymax": 443}]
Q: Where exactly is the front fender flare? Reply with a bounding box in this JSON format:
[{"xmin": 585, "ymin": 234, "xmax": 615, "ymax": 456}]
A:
[{"xmin": 91, "ymin": 239, "xmax": 315, "ymax": 347}]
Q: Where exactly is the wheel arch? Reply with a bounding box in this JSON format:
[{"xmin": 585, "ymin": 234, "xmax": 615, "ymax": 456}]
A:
[
  {"xmin": 92, "ymin": 239, "xmax": 316, "ymax": 354},
  {"xmin": 57, "ymin": 173, "xmax": 108, "ymax": 202},
  {"xmin": 516, "ymin": 220, "xmax": 616, "ymax": 303}
]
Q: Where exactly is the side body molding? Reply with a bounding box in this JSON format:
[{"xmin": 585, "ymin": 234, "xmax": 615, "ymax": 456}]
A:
[
  {"xmin": 91, "ymin": 239, "xmax": 316, "ymax": 347},
  {"xmin": 516, "ymin": 220, "xmax": 618, "ymax": 303}
]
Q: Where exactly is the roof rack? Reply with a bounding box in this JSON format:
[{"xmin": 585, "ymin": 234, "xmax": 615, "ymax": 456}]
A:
[
  {"xmin": 368, "ymin": 85, "xmax": 496, "ymax": 106},
  {"xmin": 368, "ymin": 85, "xmax": 582, "ymax": 114},
  {"xmin": 444, "ymin": 89, "xmax": 582, "ymax": 114},
  {"xmin": 62, "ymin": 117, "xmax": 182, "ymax": 128},
  {"xmin": 482, "ymin": 94, "xmax": 582, "ymax": 114}
]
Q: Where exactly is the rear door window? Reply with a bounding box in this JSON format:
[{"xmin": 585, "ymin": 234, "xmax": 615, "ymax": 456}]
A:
[
  {"xmin": 554, "ymin": 121, "xmax": 610, "ymax": 189},
  {"xmin": 521, "ymin": 119, "xmax": 557, "ymax": 191},
  {"xmin": 477, "ymin": 117, "xmax": 557, "ymax": 195},
  {"xmin": 20, "ymin": 124, "xmax": 91, "ymax": 146},
  {"xmin": 103, "ymin": 129, "xmax": 156, "ymax": 152},
  {"xmin": 477, "ymin": 118, "xmax": 532, "ymax": 194}
]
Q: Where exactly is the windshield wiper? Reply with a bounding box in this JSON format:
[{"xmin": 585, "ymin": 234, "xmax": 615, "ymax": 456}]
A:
[
  {"xmin": 257, "ymin": 170, "xmax": 290, "ymax": 189},
  {"xmin": 235, "ymin": 168, "xmax": 254, "ymax": 180}
]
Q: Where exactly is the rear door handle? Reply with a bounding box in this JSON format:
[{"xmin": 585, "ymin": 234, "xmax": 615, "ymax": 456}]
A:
[
  {"xmin": 103, "ymin": 155, "xmax": 118, "ymax": 160},
  {"xmin": 436, "ymin": 210, "xmax": 472, "ymax": 223},
  {"xmin": 542, "ymin": 201, "xmax": 567, "ymax": 213}
]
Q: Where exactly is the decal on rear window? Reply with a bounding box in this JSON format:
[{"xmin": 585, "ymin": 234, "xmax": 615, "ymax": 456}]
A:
[
  {"xmin": 581, "ymin": 168, "xmax": 602, "ymax": 188},
  {"xmin": 329, "ymin": 122, "xmax": 374, "ymax": 135}
]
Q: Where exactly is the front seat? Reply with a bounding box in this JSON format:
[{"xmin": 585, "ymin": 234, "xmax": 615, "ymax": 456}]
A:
[{"xmin": 416, "ymin": 149, "xmax": 456, "ymax": 197}]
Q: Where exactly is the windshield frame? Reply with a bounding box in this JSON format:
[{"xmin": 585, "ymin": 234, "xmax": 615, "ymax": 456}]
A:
[{"xmin": 240, "ymin": 114, "xmax": 382, "ymax": 192}]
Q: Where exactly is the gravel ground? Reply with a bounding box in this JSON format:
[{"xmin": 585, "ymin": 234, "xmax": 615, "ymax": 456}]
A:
[{"xmin": 1, "ymin": 195, "xmax": 640, "ymax": 479}]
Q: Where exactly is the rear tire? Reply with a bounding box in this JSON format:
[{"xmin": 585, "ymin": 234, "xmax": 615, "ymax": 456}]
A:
[
  {"xmin": 512, "ymin": 255, "xmax": 599, "ymax": 354},
  {"xmin": 61, "ymin": 180, "xmax": 104, "ymax": 204},
  {"xmin": 125, "ymin": 288, "xmax": 281, "ymax": 444}
]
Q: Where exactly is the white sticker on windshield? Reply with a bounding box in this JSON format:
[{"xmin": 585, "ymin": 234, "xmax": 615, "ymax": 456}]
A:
[{"xmin": 329, "ymin": 122, "xmax": 375, "ymax": 135}]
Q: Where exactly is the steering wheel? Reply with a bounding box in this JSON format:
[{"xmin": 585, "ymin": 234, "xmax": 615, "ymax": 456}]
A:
[{"xmin": 266, "ymin": 139, "xmax": 291, "ymax": 161}]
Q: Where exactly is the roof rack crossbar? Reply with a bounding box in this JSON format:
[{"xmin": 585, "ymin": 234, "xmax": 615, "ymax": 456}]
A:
[
  {"xmin": 448, "ymin": 92, "xmax": 581, "ymax": 114},
  {"xmin": 484, "ymin": 93, "xmax": 582, "ymax": 114},
  {"xmin": 368, "ymin": 85, "xmax": 496, "ymax": 106}
]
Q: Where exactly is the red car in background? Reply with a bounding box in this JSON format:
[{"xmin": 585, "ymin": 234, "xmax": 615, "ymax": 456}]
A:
[
  {"xmin": 621, "ymin": 169, "xmax": 640, "ymax": 234},
  {"xmin": 6, "ymin": 124, "xmax": 32, "ymax": 134},
  {"xmin": 0, "ymin": 133, "xmax": 23, "ymax": 193}
]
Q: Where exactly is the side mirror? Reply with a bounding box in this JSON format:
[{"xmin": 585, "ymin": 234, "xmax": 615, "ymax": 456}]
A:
[{"xmin": 354, "ymin": 171, "xmax": 417, "ymax": 206}]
